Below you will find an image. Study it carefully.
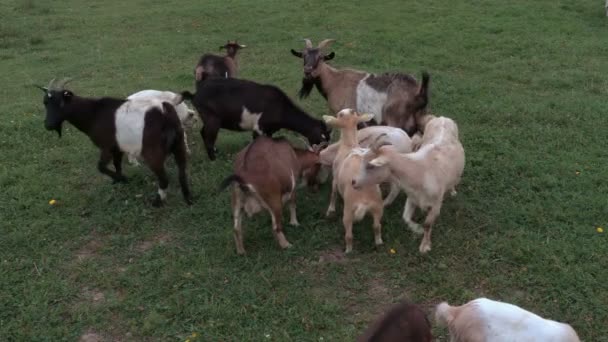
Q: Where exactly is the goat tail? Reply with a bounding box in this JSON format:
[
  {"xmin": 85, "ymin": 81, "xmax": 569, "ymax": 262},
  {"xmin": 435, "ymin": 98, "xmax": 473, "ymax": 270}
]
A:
[
  {"xmin": 180, "ymin": 91, "xmax": 195, "ymax": 101},
  {"xmin": 219, "ymin": 174, "xmax": 247, "ymax": 192},
  {"xmin": 435, "ymin": 302, "xmax": 455, "ymax": 327},
  {"xmin": 411, "ymin": 71, "xmax": 430, "ymax": 113},
  {"xmin": 161, "ymin": 102, "xmax": 184, "ymax": 152}
]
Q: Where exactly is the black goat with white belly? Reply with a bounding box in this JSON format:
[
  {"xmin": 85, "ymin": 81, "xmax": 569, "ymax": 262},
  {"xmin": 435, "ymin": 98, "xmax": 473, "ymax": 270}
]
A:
[
  {"xmin": 36, "ymin": 78, "xmax": 193, "ymax": 207},
  {"xmin": 181, "ymin": 77, "xmax": 331, "ymax": 160}
]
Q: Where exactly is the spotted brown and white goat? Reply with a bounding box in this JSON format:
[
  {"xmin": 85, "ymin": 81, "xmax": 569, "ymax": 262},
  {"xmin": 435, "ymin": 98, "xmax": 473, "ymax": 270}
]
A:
[
  {"xmin": 127, "ymin": 89, "xmax": 199, "ymax": 165},
  {"xmin": 435, "ymin": 298, "xmax": 580, "ymax": 342},
  {"xmin": 181, "ymin": 77, "xmax": 331, "ymax": 160},
  {"xmin": 352, "ymin": 115, "xmax": 465, "ymax": 253},
  {"xmin": 194, "ymin": 40, "xmax": 246, "ymax": 82},
  {"xmin": 324, "ymin": 109, "xmax": 385, "ymax": 253},
  {"xmin": 219, "ymin": 136, "xmax": 325, "ymax": 254},
  {"xmin": 358, "ymin": 301, "xmax": 433, "ymax": 342},
  {"xmin": 291, "ymin": 39, "xmax": 429, "ymax": 135},
  {"xmin": 36, "ymin": 79, "xmax": 192, "ymax": 207}
]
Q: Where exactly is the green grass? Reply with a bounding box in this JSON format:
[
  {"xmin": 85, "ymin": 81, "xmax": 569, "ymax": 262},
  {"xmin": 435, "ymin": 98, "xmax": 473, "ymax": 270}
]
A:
[{"xmin": 1, "ymin": 0, "xmax": 608, "ymax": 340}]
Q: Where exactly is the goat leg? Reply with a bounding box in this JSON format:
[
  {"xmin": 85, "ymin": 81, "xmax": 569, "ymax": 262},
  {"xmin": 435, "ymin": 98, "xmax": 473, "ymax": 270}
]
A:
[
  {"xmin": 97, "ymin": 149, "xmax": 124, "ymax": 183},
  {"xmin": 419, "ymin": 205, "xmax": 441, "ymax": 254},
  {"xmin": 342, "ymin": 206, "xmax": 354, "ymax": 253},
  {"xmin": 371, "ymin": 204, "xmax": 384, "ymax": 247},
  {"xmin": 232, "ymin": 188, "xmax": 246, "ymax": 255},
  {"xmin": 288, "ymin": 191, "xmax": 299, "ymax": 226},
  {"xmin": 383, "ymin": 182, "xmax": 400, "ymax": 206},
  {"xmin": 147, "ymin": 157, "xmax": 169, "ymax": 207},
  {"xmin": 403, "ymin": 198, "xmax": 423, "ymax": 234},
  {"xmin": 267, "ymin": 197, "xmax": 292, "ymax": 249},
  {"xmin": 111, "ymin": 148, "xmax": 128, "ymax": 183},
  {"xmin": 201, "ymin": 120, "xmax": 220, "ymax": 160},
  {"xmin": 173, "ymin": 136, "xmax": 193, "ymax": 205},
  {"xmin": 326, "ymin": 179, "xmax": 338, "ymax": 217}
]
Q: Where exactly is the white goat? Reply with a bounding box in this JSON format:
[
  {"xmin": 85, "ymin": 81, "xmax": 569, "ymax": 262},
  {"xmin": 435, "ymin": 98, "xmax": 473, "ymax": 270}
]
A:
[
  {"xmin": 319, "ymin": 125, "xmax": 414, "ymax": 206},
  {"xmin": 127, "ymin": 90, "xmax": 198, "ymax": 165},
  {"xmin": 324, "ymin": 109, "xmax": 384, "ymax": 253},
  {"xmin": 352, "ymin": 115, "xmax": 464, "ymax": 253},
  {"xmin": 435, "ymin": 298, "xmax": 580, "ymax": 342}
]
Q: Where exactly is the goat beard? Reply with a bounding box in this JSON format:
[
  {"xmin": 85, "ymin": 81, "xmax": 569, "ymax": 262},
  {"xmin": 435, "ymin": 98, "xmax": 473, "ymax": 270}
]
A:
[{"xmin": 298, "ymin": 77, "xmax": 317, "ymax": 99}]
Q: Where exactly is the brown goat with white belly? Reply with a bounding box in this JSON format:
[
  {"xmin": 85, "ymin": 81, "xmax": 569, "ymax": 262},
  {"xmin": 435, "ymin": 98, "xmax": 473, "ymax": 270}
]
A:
[{"xmin": 219, "ymin": 136, "xmax": 324, "ymax": 254}]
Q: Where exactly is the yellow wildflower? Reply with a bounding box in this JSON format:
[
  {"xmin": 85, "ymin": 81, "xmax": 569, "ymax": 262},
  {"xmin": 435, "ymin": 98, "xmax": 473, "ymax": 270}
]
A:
[
  {"xmin": 389, "ymin": 248, "xmax": 396, "ymax": 254},
  {"xmin": 49, "ymin": 199, "xmax": 57, "ymax": 205},
  {"xmin": 597, "ymin": 227, "xmax": 604, "ymax": 233}
]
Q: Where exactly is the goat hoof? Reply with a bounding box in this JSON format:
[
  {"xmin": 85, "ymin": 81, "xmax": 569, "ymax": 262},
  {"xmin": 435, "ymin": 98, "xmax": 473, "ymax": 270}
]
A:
[
  {"xmin": 326, "ymin": 210, "xmax": 335, "ymax": 218},
  {"xmin": 184, "ymin": 195, "xmax": 194, "ymax": 205},
  {"xmin": 152, "ymin": 195, "xmax": 165, "ymax": 208},
  {"xmin": 112, "ymin": 176, "xmax": 128, "ymax": 184},
  {"xmin": 419, "ymin": 243, "xmax": 431, "ymax": 254}
]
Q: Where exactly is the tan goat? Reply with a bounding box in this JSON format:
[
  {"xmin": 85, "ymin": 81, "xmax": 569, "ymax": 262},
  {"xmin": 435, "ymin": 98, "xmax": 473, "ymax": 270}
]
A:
[
  {"xmin": 323, "ymin": 109, "xmax": 384, "ymax": 253},
  {"xmin": 219, "ymin": 136, "xmax": 323, "ymax": 254},
  {"xmin": 352, "ymin": 116, "xmax": 464, "ymax": 253},
  {"xmin": 319, "ymin": 125, "xmax": 414, "ymax": 206}
]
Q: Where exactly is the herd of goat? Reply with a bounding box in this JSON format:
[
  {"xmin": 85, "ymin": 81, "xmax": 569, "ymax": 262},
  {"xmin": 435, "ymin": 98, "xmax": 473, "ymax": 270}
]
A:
[{"xmin": 35, "ymin": 39, "xmax": 581, "ymax": 341}]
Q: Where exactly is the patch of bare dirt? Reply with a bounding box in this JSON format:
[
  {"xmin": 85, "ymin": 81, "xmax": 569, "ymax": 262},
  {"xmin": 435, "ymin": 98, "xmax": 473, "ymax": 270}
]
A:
[
  {"xmin": 317, "ymin": 247, "xmax": 347, "ymax": 263},
  {"xmin": 80, "ymin": 287, "xmax": 106, "ymax": 305},
  {"xmin": 75, "ymin": 231, "xmax": 105, "ymax": 262},
  {"xmin": 79, "ymin": 331, "xmax": 103, "ymax": 342},
  {"xmin": 135, "ymin": 233, "xmax": 171, "ymax": 252}
]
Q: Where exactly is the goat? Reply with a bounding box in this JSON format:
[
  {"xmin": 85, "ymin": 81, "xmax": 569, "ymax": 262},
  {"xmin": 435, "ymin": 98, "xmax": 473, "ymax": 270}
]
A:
[
  {"xmin": 181, "ymin": 77, "xmax": 331, "ymax": 160},
  {"xmin": 36, "ymin": 78, "xmax": 192, "ymax": 207},
  {"xmin": 435, "ymin": 298, "xmax": 580, "ymax": 342},
  {"xmin": 126, "ymin": 90, "xmax": 199, "ymax": 165},
  {"xmin": 352, "ymin": 115, "xmax": 464, "ymax": 253},
  {"xmin": 219, "ymin": 136, "xmax": 325, "ymax": 254},
  {"xmin": 319, "ymin": 125, "xmax": 414, "ymax": 206},
  {"xmin": 358, "ymin": 301, "xmax": 433, "ymax": 342},
  {"xmin": 194, "ymin": 40, "xmax": 246, "ymax": 81},
  {"xmin": 323, "ymin": 109, "xmax": 384, "ymax": 253},
  {"xmin": 290, "ymin": 39, "xmax": 429, "ymax": 135}
]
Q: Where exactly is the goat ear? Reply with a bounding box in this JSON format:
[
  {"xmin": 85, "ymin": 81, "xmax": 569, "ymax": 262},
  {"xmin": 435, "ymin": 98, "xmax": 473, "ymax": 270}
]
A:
[
  {"xmin": 357, "ymin": 113, "xmax": 375, "ymax": 123},
  {"xmin": 291, "ymin": 49, "xmax": 303, "ymax": 58},
  {"xmin": 34, "ymin": 85, "xmax": 48, "ymax": 93},
  {"xmin": 322, "ymin": 115, "xmax": 336, "ymax": 124},
  {"xmin": 324, "ymin": 52, "xmax": 335, "ymax": 61},
  {"xmin": 369, "ymin": 156, "xmax": 388, "ymax": 167},
  {"xmin": 62, "ymin": 90, "xmax": 73, "ymax": 102}
]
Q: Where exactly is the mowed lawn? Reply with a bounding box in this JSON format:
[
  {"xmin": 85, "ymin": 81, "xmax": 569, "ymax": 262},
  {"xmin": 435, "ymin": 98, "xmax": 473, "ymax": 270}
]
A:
[{"xmin": 1, "ymin": 0, "xmax": 607, "ymax": 340}]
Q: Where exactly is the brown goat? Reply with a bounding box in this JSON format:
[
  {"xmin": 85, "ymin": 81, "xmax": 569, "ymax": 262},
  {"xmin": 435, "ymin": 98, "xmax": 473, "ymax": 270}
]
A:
[
  {"xmin": 194, "ymin": 40, "xmax": 246, "ymax": 81},
  {"xmin": 219, "ymin": 136, "xmax": 324, "ymax": 254},
  {"xmin": 358, "ymin": 301, "xmax": 433, "ymax": 342}
]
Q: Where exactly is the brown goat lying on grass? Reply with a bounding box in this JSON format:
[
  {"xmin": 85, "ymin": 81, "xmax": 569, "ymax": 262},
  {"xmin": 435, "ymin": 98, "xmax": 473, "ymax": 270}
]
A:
[
  {"xmin": 358, "ymin": 301, "xmax": 433, "ymax": 342},
  {"xmin": 219, "ymin": 136, "xmax": 325, "ymax": 254}
]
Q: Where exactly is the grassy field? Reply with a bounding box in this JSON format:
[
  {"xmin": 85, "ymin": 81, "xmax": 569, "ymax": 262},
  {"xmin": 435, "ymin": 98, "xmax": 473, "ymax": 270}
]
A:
[{"xmin": 1, "ymin": 0, "xmax": 608, "ymax": 340}]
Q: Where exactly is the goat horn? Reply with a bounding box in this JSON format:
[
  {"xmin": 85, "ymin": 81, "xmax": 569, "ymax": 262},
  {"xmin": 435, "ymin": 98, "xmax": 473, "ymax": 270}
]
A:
[
  {"xmin": 303, "ymin": 39, "xmax": 313, "ymax": 49},
  {"xmin": 57, "ymin": 77, "xmax": 73, "ymax": 89},
  {"xmin": 317, "ymin": 39, "xmax": 335, "ymax": 50},
  {"xmin": 47, "ymin": 78, "xmax": 57, "ymax": 89}
]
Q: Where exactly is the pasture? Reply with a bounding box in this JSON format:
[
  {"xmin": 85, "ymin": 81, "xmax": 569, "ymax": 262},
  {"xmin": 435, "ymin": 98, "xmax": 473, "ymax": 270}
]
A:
[{"xmin": 1, "ymin": 0, "xmax": 607, "ymax": 340}]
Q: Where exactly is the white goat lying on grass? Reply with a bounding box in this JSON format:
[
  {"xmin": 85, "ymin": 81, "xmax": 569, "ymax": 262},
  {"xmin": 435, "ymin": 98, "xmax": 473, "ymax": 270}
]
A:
[
  {"xmin": 435, "ymin": 298, "xmax": 580, "ymax": 342},
  {"xmin": 126, "ymin": 90, "xmax": 199, "ymax": 165},
  {"xmin": 352, "ymin": 115, "xmax": 464, "ymax": 253},
  {"xmin": 319, "ymin": 125, "xmax": 414, "ymax": 206}
]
